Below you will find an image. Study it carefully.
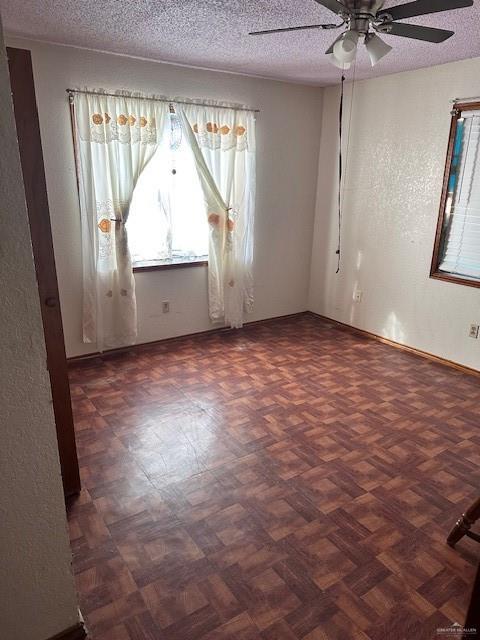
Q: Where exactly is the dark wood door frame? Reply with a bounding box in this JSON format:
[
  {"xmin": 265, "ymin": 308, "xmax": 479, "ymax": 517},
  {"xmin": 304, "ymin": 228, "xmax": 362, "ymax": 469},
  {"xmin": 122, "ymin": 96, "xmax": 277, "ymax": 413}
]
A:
[{"xmin": 7, "ymin": 47, "xmax": 81, "ymax": 497}]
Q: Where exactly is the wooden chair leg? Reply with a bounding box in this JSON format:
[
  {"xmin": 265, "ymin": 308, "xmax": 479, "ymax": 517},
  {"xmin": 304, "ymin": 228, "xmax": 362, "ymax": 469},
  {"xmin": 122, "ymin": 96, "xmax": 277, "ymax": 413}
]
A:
[{"xmin": 447, "ymin": 497, "xmax": 480, "ymax": 548}]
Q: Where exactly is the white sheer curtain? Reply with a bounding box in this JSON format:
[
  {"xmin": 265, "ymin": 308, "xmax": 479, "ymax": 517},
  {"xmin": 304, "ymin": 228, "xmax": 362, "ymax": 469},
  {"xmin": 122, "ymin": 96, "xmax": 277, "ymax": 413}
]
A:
[
  {"xmin": 73, "ymin": 92, "xmax": 168, "ymax": 350},
  {"xmin": 177, "ymin": 103, "xmax": 256, "ymax": 328}
]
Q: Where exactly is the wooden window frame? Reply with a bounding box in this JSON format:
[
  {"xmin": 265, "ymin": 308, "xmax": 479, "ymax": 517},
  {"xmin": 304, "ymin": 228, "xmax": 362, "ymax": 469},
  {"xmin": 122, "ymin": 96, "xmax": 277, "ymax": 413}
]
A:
[
  {"xmin": 133, "ymin": 258, "xmax": 207, "ymax": 273},
  {"xmin": 430, "ymin": 101, "xmax": 480, "ymax": 289}
]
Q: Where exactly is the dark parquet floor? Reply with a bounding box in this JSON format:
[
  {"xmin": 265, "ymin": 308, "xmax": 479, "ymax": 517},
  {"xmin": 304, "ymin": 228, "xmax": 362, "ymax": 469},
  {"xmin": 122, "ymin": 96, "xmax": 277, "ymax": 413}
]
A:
[{"xmin": 67, "ymin": 314, "xmax": 480, "ymax": 640}]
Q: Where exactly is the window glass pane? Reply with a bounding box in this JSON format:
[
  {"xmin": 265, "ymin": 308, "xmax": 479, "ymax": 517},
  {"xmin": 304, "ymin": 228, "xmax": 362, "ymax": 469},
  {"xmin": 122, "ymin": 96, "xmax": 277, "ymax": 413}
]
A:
[
  {"xmin": 127, "ymin": 116, "xmax": 208, "ymax": 264},
  {"xmin": 169, "ymin": 134, "xmax": 209, "ymax": 260}
]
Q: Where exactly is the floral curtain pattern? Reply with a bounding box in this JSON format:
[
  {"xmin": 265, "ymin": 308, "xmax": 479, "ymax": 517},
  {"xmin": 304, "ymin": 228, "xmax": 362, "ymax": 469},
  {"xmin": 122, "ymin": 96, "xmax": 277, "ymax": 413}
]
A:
[
  {"xmin": 177, "ymin": 104, "xmax": 256, "ymax": 328},
  {"xmin": 73, "ymin": 92, "xmax": 168, "ymax": 350}
]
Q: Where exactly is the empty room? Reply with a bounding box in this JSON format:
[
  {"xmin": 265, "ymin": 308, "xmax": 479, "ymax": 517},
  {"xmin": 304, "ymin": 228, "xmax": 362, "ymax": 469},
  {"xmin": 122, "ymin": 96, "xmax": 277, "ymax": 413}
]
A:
[{"xmin": 1, "ymin": 1, "xmax": 480, "ymax": 639}]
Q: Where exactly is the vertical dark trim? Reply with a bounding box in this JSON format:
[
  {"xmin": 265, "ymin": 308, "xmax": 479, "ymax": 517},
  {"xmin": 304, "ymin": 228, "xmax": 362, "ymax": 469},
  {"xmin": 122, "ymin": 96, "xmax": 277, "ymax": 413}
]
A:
[
  {"xmin": 463, "ymin": 563, "xmax": 480, "ymax": 639},
  {"xmin": 68, "ymin": 95, "xmax": 81, "ymax": 195},
  {"xmin": 7, "ymin": 47, "xmax": 81, "ymax": 497},
  {"xmin": 430, "ymin": 104, "xmax": 462, "ymax": 277}
]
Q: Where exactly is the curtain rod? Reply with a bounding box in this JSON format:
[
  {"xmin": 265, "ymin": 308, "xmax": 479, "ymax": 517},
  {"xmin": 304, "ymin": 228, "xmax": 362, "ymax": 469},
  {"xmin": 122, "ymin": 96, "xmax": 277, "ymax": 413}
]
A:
[{"xmin": 66, "ymin": 88, "xmax": 259, "ymax": 113}]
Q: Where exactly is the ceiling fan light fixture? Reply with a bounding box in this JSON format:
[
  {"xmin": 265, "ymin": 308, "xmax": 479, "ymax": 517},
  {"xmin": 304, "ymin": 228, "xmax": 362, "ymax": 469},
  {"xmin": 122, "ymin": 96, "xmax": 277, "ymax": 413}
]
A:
[
  {"xmin": 333, "ymin": 30, "xmax": 359, "ymax": 63},
  {"xmin": 365, "ymin": 32, "xmax": 393, "ymax": 66},
  {"xmin": 327, "ymin": 53, "xmax": 351, "ymax": 69}
]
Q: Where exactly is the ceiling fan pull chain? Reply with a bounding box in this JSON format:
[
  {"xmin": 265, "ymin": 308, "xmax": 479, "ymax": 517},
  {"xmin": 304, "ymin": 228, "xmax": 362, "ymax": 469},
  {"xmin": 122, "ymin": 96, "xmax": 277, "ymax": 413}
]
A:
[{"xmin": 336, "ymin": 73, "xmax": 345, "ymax": 275}]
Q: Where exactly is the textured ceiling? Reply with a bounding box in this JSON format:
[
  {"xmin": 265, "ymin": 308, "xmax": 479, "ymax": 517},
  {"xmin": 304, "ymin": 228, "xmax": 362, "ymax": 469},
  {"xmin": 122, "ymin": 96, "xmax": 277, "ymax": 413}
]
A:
[{"xmin": 1, "ymin": 0, "xmax": 480, "ymax": 85}]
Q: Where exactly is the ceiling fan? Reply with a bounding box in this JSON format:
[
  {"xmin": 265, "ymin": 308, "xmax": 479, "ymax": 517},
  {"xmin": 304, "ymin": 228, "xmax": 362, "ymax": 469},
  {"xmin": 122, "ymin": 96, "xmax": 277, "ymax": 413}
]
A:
[{"xmin": 249, "ymin": 0, "xmax": 474, "ymax": 68}]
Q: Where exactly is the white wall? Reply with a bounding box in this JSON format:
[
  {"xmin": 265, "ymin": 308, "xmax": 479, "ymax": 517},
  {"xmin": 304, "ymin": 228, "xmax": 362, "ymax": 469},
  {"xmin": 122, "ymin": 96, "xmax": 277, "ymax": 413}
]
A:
[
  {"xmin": 7, "ymin": 37, "xmax": 323, "ymax": 358},
  {"xmin": 0, "ymin": 26, "xmax": 79, "ymax": 640},
  {"xmin": 309, "ymin": 57, "xmax": 480, "ymax": 372}
]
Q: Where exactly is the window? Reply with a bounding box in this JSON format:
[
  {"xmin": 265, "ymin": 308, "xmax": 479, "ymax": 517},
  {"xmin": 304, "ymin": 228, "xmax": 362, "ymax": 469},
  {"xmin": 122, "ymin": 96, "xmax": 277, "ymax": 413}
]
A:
[
  {"xmin": 431, "ymin": 102, "xmax": 480, "ymax": 288},
  {"xmin": 127, "ymin": 113, "xmax": 208, "ymax": 270}
]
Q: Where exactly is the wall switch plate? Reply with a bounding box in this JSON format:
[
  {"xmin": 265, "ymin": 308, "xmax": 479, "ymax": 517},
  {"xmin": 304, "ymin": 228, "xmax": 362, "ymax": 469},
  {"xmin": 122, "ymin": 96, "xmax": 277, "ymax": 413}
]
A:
[
  {"xmin": 353, "ymin": 290, "xmax": 363, "ymax": 303},
  {"xmin": 162, "ymin": 300, "xmax": 170, "ymax": 313},
  {"xmin": 469, "ymin": 324, "xmax": 479, "ymax": 339}
]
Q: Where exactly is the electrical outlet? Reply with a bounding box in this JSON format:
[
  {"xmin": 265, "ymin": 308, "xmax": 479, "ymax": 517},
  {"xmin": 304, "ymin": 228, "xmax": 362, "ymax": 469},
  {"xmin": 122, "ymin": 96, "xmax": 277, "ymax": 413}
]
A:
[
  {"xmin": 353, "ymin": 290, "xmax": 363, "ymax": 303},
  {"xmin": 469, "ymin": 324, "xmax": 479, "ymax": 339},
  {"xmin": 162, "ymin": 300, "xmax": 170, "ymax": 314}
]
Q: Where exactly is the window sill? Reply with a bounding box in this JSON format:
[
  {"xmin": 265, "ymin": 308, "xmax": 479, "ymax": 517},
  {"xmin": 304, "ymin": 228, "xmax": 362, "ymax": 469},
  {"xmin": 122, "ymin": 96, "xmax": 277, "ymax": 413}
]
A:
[
  {"xmin": 133, "ymin": 258, "xmax": 208, "ymax": 273},
  {"xmin": 430, "ymin": 270, "xmax": 480, "ymax": 290}
]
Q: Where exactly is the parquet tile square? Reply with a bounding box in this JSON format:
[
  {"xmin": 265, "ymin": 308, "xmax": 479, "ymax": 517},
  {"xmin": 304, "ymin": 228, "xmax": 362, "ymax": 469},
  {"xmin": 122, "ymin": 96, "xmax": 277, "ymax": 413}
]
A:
[{"xmin": 68, "ymin": 315, "xmax": 480, "ymax": 639}]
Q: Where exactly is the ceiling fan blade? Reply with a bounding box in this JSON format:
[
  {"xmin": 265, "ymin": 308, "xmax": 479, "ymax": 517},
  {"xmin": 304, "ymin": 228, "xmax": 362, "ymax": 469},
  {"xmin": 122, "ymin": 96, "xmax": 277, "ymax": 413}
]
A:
[
  {"xmin": 378, "ymin": 0, "xmax": 473, "ymax": 21},
  {"xmin": 249, "ymin": 23, "xmax": 340, "ymax": 35},
  {"xmin": 313, "ymin": 0, "xmax": 349, "ymax": 16},
  {"xmin": 386, "ymin": 22, "xmax": 454, "ymax": 42}
]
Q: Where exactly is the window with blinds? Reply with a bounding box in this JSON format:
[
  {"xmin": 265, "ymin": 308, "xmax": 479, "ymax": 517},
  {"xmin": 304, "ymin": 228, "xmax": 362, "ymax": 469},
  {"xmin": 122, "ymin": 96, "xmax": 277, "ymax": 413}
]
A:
[{"xmin": 431, "ymin": 103, "xmax": 480, "ymax": 288}]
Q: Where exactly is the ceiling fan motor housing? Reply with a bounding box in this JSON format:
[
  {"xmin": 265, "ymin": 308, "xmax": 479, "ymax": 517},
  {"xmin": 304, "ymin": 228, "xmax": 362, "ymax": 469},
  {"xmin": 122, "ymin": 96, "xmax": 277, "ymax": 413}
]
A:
[
  {"xmin": 334, "ymin": 0, "xmax": 388, "ymax": 40},
  {"xmin": 341, "ymin": 0, "xmax": 387, "ymax": 15},
  {"xmin": 348, "ymin": 15, "xmax": 373, "ymax": 35}
]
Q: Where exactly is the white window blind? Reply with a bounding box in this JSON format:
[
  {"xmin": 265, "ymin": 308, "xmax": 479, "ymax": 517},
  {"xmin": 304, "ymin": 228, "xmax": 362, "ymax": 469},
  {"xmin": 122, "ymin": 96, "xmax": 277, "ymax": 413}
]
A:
[{"xmin": 438, "ymin": 110, "xmax": 480, "ymax": 280}]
